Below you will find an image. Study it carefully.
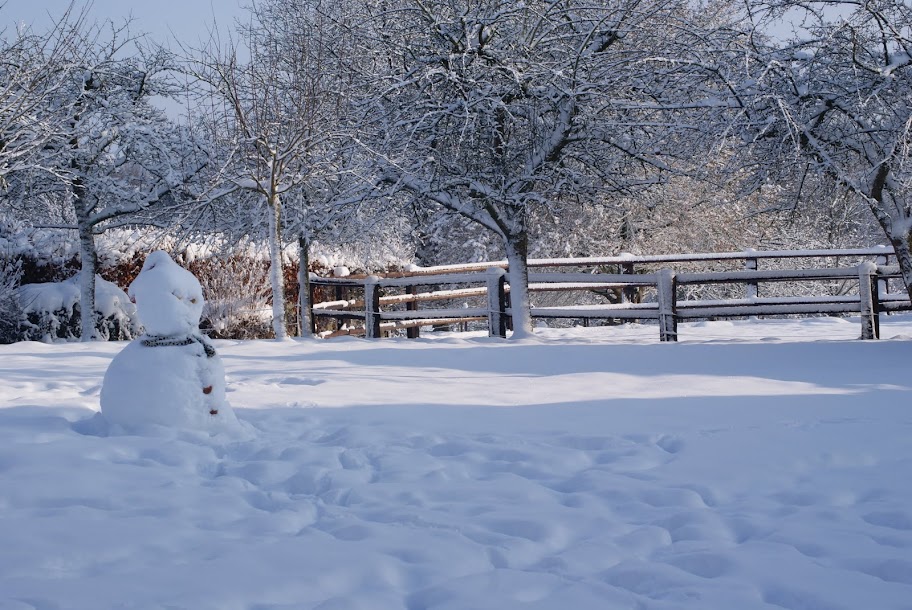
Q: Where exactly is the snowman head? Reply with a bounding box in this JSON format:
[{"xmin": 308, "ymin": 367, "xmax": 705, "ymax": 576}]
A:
[{"xmin": 128, "ymin": 251, "xmax": 205, "ymax": 337}]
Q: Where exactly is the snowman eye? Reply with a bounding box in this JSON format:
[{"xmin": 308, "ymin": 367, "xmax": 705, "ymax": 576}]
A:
[{"xmin": 190, "ymin": 298, "xmax": 198, "ymax": 304}]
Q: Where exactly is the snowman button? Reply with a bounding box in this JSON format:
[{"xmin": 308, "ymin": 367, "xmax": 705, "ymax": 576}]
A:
[{"xmin": 203, "ymin": 385, "xmax": 213, "ymax": 395}]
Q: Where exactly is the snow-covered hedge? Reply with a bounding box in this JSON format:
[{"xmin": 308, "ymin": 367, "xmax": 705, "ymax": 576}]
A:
[
  {"xmin": 0, "ymin": 255, "xmax": 23, "ymax": 343},
  {"xmin": 192, "ymin": 256, "xmax": 273, "ymax": 339},
  {"xmin": 17, "ymin": 275, "xmax": 137, "ymax": 342}
]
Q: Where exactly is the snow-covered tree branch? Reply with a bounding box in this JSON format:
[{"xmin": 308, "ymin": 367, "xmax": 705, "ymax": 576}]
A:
[
  {"xmin": 1, "ymin": 11, "xmax": 208, "ymax": 341},
  {"xmin": 734, "ymin": 0, "xmax": 912, "ymax": 296},
  {"xmin": 180, "ymin": 0, "xmax": 363, "ymax": 339},
  {"xmin": 355, "ymin": 0, "xmax": 739, "ymax": 336}
]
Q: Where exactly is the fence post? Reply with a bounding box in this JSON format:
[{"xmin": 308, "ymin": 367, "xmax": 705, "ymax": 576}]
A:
[
  {"xmin": 334, "ymin": 284, "xmax": 345, "ymax": 332},
  {"xmin": 858, "ymin": 262, "xmax": 880, "ymax": 340},
  {"xmin": 875, "ymin": 245, "xmax": 889, "ymax": 302},
  {"xmin": 620, "ymin": 255, "xmax": 637, "ymax": 304},
  {"xmin": 487, "ymin": 267, "xmax": 507, "ymax": 338},
  {"xmin": 657, "ymin": 269, "xmax": 678, "ymax": 342},
  {"xmin": 308, "ymin": 279, "xmax": 317, "ymax": 336},
  {"xmin": 364, "ymin": 276, "xmax": 382, "ymax": 339},
  {"xmin": 406, "ymin": 285, "xmax": 420, "ymax": 338},
  {"xmin": 744, "ymin": 248, "xmax": 758, "ymax": 299}
]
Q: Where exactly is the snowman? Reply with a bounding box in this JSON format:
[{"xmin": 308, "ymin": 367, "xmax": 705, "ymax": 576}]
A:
[{"xmin": 100, "ymin": 251, "xmax": 238, "ymax": 431}]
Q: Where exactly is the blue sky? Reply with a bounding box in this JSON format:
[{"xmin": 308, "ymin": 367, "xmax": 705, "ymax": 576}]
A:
[{"xmin": 1, "ymin": 0, "xmax": 247, "ymax": 46}]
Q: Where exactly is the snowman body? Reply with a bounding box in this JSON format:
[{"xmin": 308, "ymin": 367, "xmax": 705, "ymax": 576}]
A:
[{"xmin": 100, "ymin": 251, "xmax": 237, "ymax": 431}]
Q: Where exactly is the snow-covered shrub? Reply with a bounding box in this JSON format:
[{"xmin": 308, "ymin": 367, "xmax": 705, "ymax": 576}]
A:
[
  {"xmin": 0, "ymin": 254, "xmax": 24, "ymax": 344},
  {"xmin": 17, "ymin": 274, "xmax": 137, "ymax": 342},
  {"xmin": 193, "ymin": 256, "xmax": 273, "ymax": 339}
]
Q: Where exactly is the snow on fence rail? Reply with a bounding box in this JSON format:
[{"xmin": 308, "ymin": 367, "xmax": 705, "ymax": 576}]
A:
[{"xmin": 309, "ymin": 247, "xmax": 909, "ymax": 341}]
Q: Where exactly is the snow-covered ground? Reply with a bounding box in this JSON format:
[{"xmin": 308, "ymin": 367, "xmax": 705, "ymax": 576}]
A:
[{"xmin": 2, "ymin": 316, "xmax": 912, "ymax": 610}]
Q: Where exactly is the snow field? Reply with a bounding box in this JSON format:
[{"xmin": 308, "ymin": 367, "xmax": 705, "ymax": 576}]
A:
[{"xmin": 1, "ymin": 317, "xmax": 912, "ymax": 609}]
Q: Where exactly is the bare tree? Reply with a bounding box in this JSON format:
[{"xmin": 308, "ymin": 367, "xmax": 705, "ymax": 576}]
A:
[
  {"xmin": 4, "ymin": 15, "xmax": 206, "ymax": 341},
  {"xmin": 182, "ymin": 0, "xmax": 358, "ymax": 339},
  {"xmin": 354, "ymin": 0, "xmax": 738, "ymax": 337},
  {"xmin": 736, "ymin": 0, "xmax": 912, "ymax": 295},
  {"xmin": 0, "ymin": 4, "xmax": 87, "ymax": 182}
]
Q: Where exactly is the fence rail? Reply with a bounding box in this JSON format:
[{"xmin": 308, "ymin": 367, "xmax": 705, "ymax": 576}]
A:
[{"xmin": 309, "ymin": 247, "xmax": 910, "ymax": 341}]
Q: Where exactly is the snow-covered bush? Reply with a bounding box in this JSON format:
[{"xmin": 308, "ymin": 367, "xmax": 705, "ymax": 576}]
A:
[
  {"xmin": 0, "ymin": 254, "xmax": 24, "ymax": 344},
  {"xmin": 17, "ymin": 274, "xmax": 137, "ymax": 342},
  {"xmin": 193, "ymin": 256, "xmax": 273, "ymax": 339}
]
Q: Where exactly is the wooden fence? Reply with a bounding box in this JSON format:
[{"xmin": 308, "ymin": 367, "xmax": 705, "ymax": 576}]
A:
[{"xmin": 309, "ymin": 246, "xmax": 912, "ymax": 341}]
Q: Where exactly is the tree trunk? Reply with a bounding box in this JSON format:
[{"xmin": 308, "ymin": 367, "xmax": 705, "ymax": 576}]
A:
[
  {"xmin": 297, "ymin": 231, "xmax": 313, "ymax": 338},
  {"xmin": 891, "ymin": 232, "xmax": 912, "ymax": 301},
  {"xmin": 77, "ymin": 220, "xmax": 98, "ymax": 342},
  {"xmin": 504, "ymin": 233, "xmax": 533, "ymax": 338},
  {"xmin": 267, "ymin": 193, "xmax": 288, "ymax": 340}
]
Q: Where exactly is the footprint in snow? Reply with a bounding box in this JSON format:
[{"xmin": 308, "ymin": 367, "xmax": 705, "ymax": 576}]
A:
[
  {"xmin": 266, "ymin": 376, "xmax": 325, "ymax": 386},
  {"xmin": 863, "ymin": 510, "xmax": 912, "ymax": 531}
]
